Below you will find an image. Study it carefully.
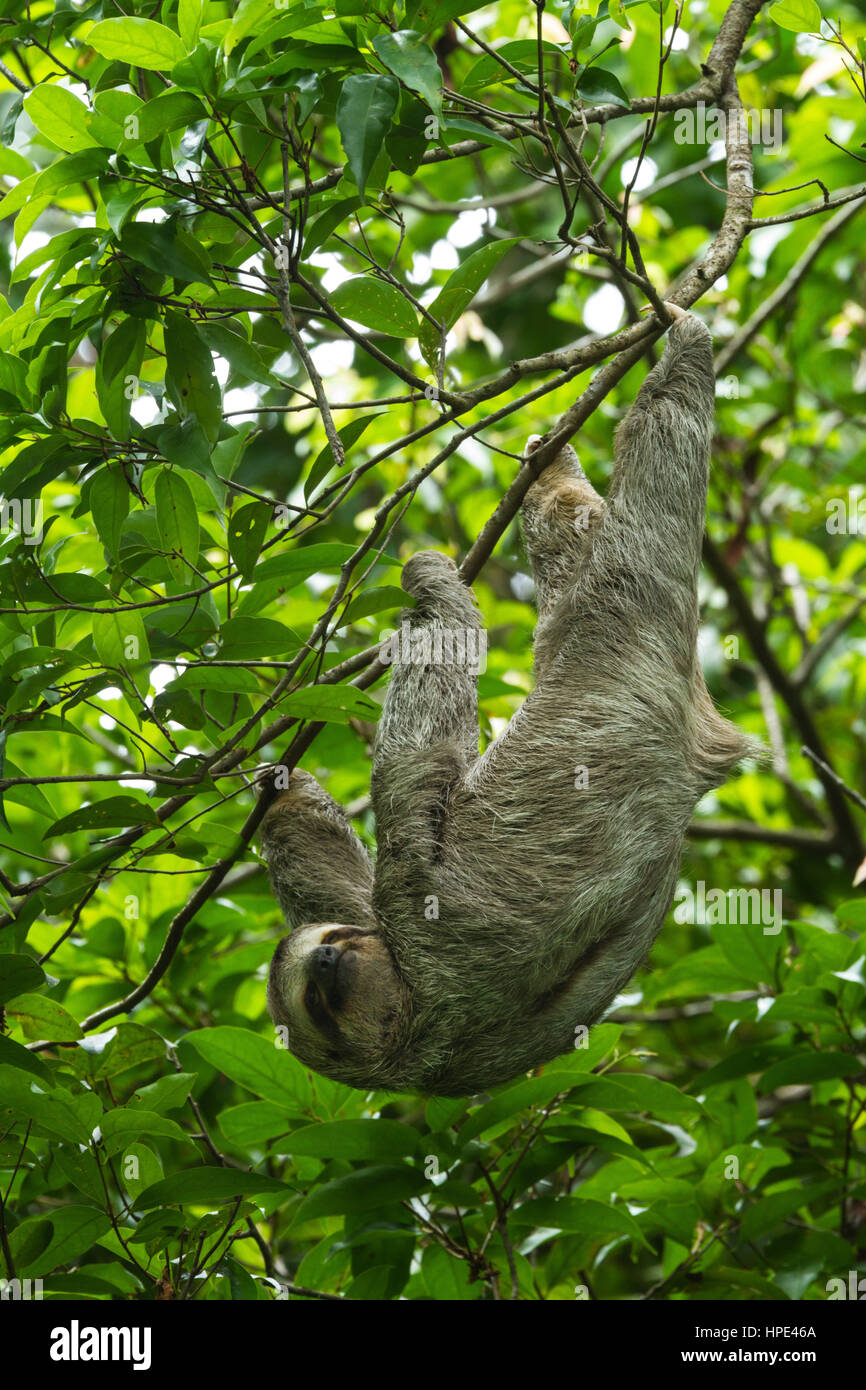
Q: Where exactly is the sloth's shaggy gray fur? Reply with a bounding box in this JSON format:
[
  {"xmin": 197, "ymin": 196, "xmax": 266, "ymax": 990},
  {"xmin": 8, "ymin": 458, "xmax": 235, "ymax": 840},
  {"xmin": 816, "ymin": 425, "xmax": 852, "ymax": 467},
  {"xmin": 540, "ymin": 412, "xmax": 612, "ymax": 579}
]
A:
[{"xmin": 263, "ymin": 309, "xmax": 753, "ymax": 1096}]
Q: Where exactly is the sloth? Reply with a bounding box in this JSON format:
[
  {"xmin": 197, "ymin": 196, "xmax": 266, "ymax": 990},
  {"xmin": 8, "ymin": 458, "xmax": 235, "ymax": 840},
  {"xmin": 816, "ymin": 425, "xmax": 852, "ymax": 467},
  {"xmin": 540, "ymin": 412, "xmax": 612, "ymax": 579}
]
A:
[{"xmin": 262, "ymin": 305, "xmax": 752, "ymax": 1096}]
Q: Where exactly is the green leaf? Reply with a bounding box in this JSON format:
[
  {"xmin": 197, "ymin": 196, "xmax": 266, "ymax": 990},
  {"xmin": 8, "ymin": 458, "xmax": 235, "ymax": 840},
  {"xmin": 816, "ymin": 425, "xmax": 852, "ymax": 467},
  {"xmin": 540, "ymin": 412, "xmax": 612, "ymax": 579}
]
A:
[
  {"xmin": 302, "ymin": 196, "xmax": 364, "ymax": 256},
  {"xmin": 45, "ymin": 795, "xmax": 161, "ymax": 838},
  {"xmin": 741, "ymin": 1179, "xmax": 838, "ymax": 1240},
  {"xmin": 305, "ymin": 415, "xmax": 380, "ymax": 501},
  {"xmin": 371, "ymin": 31, "xmax": 443, "ymax": 118},
  {"xmin": 224, "ymin": 0, "xmax": 278, "ymax": 55},
  {"xmin": 276, "ymin": 1119, "xmax": 420, "ymax": 1160},
  {"xmin": 419, "ymin": 238, "xmax": 521, "ymax": 366},
  {"xmin": 7, "ymin": 993, "xmax": 83, "ymax": 1041},
  {"xmin": 768, "ymin": 0, "xmax": 822, "ymax": 32},
  {"xmin": 134, "ymin": 1166, "xmax": 291, "ymax": 1209},
  {"xmin": 130, "ymin": 1073, "xmax": 196, "ymax": 1115},
  {"xmin": 336, "ymin": 74, "xmax": 400, "ymax": 197},
  {"xmin": 163, "ymin": 310, "xmax": 223, "ymax": 443},
  {"xmin": 119, "ymin": 1143, "xmax": 163, "ymax": 1201},
  {"xmin": 0, "ymin": 1066, "xmax": 100, "ymax": 1144},
  {"xmin": 461, "ymin": 1075, "xmax": 585, "ymax": 1143},
  {"xmin": 89, "ymin": 468, "xmax": 131, "ymax": 560},
  {"xmin": 440, "ymin": 118, "xmax": 515, "ymax": 152},
  {"xmin": 1, "ymin": 1217, "xmax": 53, "ymax": 1277},
  {"xmin": 280, "ymin": 683, "xmax": 380, "ymax": 724},
  {"xmin": 252, "ymin": 542, "xmax": 359, "ymax": 585},
  {"xmin": 575, "ymin": 65, "xmax": 631, "ymax": 109},
  {"xmin": 120, "ymin": 222, "xmax": 213, "ymax": 287},
  {"xmin": 25, "ymin": 1206, "xmax": 111, "ymax": 1278},
  {"xmin": 23, "ymin": 86, "xmax": 102, "ymax": 154},
  {"xmin": 92, "ymin": 608, "xmax": 151, "ymax": 674},
  {"xmin": 712, "ymin": 916, "xmax": 781, "ymax": 987},
  {"xmin": 758, "ymin": 1051, "xmax": 861, "ymax": 1091},
  {"xmin": 294, "ymin": 1165, "xmax": 427, "ymax": 1222},
  {"xmin": 134, "ymin": 90, "xmax": 208, "ymax": 145},
  {"xmin": 331, "ymin": 277, "xmax": 418, "ymax": 336},
  {"xmin": 228, "ymin": 500, "xmax": 270, "ymax": 580},
  {"xmin": 155, "ymin": 469, "xmax": 200, "ymax": 585},
  {"xmin": 178, "ymin": 0, "xmax": 204, "ymax": 50},
  {"xmin": 577, "ymin": 1072, "xmax": 703, "ymax": 1118},
  {"xmin": 511, "ymin": 1195, "xmax": 652, "ymax": 1248},
  {"xmin": 0, "ymin": 1032, "xmax": 52, "ymax": 1083},
  {"xmin": 184, "ymin": 1026, "xmax": 312, "ymax": 1108},
  {"xmin": 87, "ymin": 18, "xmax": 186, "ymax": 70},
  {"xmin": 218, "ymin": 1101, "xmax": 291, "ymax": 1147},
  {"xmin": 218, "ymin": 616, "xmax": 293, "ymax": 659},
  {"xmin": 342, "ymin": 585, "xmax": 409, "ymax": 625},
  {"xmin": 100, "ymin": 1108, "xmax": 190, "ymax": 1157},
  {"xmin": 92, "ymin": 1024, "xmax": 166, "ymax": 1079},
  {"xmin": 0, "ymin": 953, "xmax": 45, "ymax": 1005}
]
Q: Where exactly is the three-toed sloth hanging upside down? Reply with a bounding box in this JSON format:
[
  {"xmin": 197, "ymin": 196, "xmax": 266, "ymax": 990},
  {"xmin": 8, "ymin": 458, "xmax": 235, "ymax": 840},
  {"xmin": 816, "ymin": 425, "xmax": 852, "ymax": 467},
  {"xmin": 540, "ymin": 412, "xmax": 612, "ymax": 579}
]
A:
[{"xmin": 263, "ymin": 305, "xmax": 752, "ymax": 1096}]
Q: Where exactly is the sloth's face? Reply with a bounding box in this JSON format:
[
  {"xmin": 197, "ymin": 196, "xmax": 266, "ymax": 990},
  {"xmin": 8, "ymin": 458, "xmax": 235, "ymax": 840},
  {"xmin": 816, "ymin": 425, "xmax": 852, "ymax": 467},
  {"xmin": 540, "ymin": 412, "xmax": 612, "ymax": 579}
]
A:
[{"xmin": 266, "ymin": 924, "xmax": 406, "ymax": 1087}]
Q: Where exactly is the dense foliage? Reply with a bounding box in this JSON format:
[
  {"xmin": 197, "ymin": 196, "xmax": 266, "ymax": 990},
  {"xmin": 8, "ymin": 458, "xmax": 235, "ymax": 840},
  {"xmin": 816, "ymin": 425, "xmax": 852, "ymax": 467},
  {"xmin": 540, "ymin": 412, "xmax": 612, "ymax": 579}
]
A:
[{"xmin": 0, "ymin": 0, "xmax": 864, "ymax": 1301}]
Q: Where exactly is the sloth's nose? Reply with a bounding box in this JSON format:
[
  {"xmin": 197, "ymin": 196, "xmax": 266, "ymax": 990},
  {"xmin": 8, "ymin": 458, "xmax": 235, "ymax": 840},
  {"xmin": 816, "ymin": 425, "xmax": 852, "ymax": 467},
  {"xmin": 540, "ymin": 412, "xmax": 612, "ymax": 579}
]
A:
[{"xmin": 310, "ymin": 944, "xmax": 339, "ymax": 985}]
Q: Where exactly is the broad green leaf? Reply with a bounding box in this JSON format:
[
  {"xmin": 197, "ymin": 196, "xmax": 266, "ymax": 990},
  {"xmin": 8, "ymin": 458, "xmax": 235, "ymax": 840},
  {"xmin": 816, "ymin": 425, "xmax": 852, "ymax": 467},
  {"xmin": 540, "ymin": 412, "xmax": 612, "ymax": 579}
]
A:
[
  {"xmin": 45, "ymin": 795, "xmax": 160, "ymax": 838},
  {"xmin": 228, "ymin": 500, "xmax": 270, "ymax": 580},
  {"xmin": 275, "ymin": 1119, "xmax": 420, "ymax": 1160},
  {"xmin": 293, "ymin": 1164, "xmax": 427, "ymax": 1222},
  {"xmin": 371, "ymin": 31, "xmax": 443, "ymax": 117},
  {"xmin": 305, "ymin": 415, "xmax": 380, "ymax": 500},
  {"xmin": 219, "ymin": 616, "xmax": 293, "ymax": 659},
  {"xmin": 0, "ymin": 953, "xmax": 45, "ymax": 1005},
  {"xmin": 419, "ymin": 238, "xmax": 521, "ymax": 365},
  {"xmin": 163, "ymin": 310, "xmax": 222, "ymax": 443},
  {"xmin": 0, "ymin": 1032, "xmax": 52, "ymax": 1083},
  {"xmin": 279, "ymin": 684, "xmax": 380, "ymax": 724},
  {"xmin": 23, "ymin": 86, "xmax": 101, "ymax": 154},
  {"xmin": 134, "ymin": 1166, "xmax": 291, "ymax": 1209},
  {"xmin": 7, "ymin": 993, "xmax": 83, "ymax": 1041},
  {"xmin": 87, "ymin": 18, "xmax": 186, "ymax": 70},
  {"xmin": 741, "ymin": 1179, "xmax": 838, "ymax": 1240},
  {"xmin": 331, "ymin": 277, "xmax": 418, "ymax": 337},
  {"xmin": 511, "ymin": 1195, "xmax": 652, "ymax": 1248},
  {"xmin": 89, "ymin": 467, "xmax": 131, "ymax": 559},
  {"xmin": 130, "ymin": 1073, "xmax": 196, "ymax": 1115},
  {"xmin": 768, "ymin": 0, "xmax": 822, "ymax": 32},
  {"xmin": 252, "ymin": 542, "xmax": 359, "ymax": 584},
  {"xmin": 336, "ymin": 74, "xmax": 400, "ymax": 197},
  {"xmin": 134, "ymin": 90, "xmax": 207, "ymax": 145},
  {"xmin": 155, "ymin": 469, "xmax": 200, "ymax": 584},
  {"xmin": 100, "ymin": 1108, "xmax": 190, "ymax": 1156},
  {"xmin": 302, "ymin": 196, "xmax": 363, "ymax": 257},
  {"xmin": 0, "ymin": 1066, "xmax": 100, "ymax": 1143},
  {"xmin": 758, "ymin": 1051, "xmax": 861, "ymax": 1091},
  {"xmin": 218, "ymin": 1101, "xmax": 291, "ymax": 1147},
  {"xmin": 92, "ymin": 1024, "xmax": 166, "ymax": 1079},
  {"xmin": 92, "ymin": 608, "xmax": 150, "ymax": 674},
  {"xmin": 185, "ymin": 1026, "xmax": 312, "ymax": 1108},
  {"xmin": 120, "ymin": 222, "xmax": 212, "ymax": 287},
  {"xmin": 178, "ymin": 0, "xmax": 204, "ymax": 50},
  {"xmin": 25, "ymin": 1206, "xmax": 112, "ymax": 1278},
  {"xmin": 576, "ymin": 66, "xmax": 631, "ymax": 109},
  {"xmin": 119, "ymin": 1143, "xmax": 163, "ymax": 1200}
]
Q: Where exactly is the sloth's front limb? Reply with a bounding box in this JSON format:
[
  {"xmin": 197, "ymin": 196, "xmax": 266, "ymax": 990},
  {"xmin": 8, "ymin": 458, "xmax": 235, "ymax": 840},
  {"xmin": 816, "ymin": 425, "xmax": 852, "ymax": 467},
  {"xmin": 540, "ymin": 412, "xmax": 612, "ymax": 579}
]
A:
[
  {"xmin": 607, "ymin": 306, "xmax": 715, "ymax": 581},
  {"xmin": 259, "ymin": 769, "xmax": 376, "ymax": 930},
  {"xmin": 372, "ymin": 551, "xmax": 482, "ymax": 879},
  {"xmin": 374, "ymin": 550, "xmax": 482, "ymax": 764},
  {"xmin": 521, "ymin": 442, "xmax": 606, "ymax": 679},
  {"xmin": 522, "ymin": 442, "xmax": 605, "ymax": 615}
]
